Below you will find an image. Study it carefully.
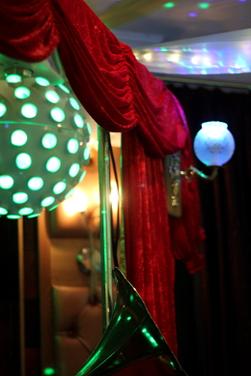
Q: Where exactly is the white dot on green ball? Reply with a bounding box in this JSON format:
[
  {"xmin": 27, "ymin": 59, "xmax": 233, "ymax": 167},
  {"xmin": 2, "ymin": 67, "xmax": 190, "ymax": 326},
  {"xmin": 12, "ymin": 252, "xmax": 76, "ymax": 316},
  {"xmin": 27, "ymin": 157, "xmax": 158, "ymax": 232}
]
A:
[
  {"xmin": 14, "ymin": 86, "xmax": 31, "ymax": 99},
  {"xmin": 46, "ymin": 157, "xmax": 61, "ymax": 172},
  {"xmin": 41, "ymin": 196, "xmax": 55, "ymax": 207},
  {"xmin": 58, "ymin": 83, "xmax": 70, "ymax": 94},
  {"xmin": 69, "ymin": 97, "xmax": 80, "ymax": 110},
  {"xmin": 0, "ymin": 175, "xmax": 14, "ymax": 189},
  {"xmin": 45, "ymin": 90, "xmax": 60, "ymax": 104},
  {"xmin": 83, "ymin": 148, "xmax": 90, "ymax": 160},
  {"xmin": 0, "ymin": 207, "xmax": 8, "ymax": 215},
  {"xmin": 28, "ymin": 213, "xmax": 40, "ymax": 218},
  {"xmin": 6, "ymin": 74, "xmax": 22, "ymax": 84},
  {"xmin": 50, "ymin": 107, "xmax": 65, "ymax": 122},
  {"xmin": 74, "ymin": 113, "xmax": 84, "ymax": 128},
  {"xmin": 69, "ymin": 163, "xmax": 80, "ymax": 177},
  {"xmin": 53, "ymin": 181, "xmax": 67, "ymax": 194},
  {"xmin": 16, "ymin": 153, "xmax": 32, "ymax": 170},
  {"xmin": 78, "ymin": 171, "xmax": 86, "ymax": 182},
  {"xmin": 21, "ymin": 103, "xmax": 38, "ymax": 119},
  {"xmin": 0, "ymin": 103, "xmax": 7, "ymax": 117},
  {"xmin": 42, "ymin": 133, "xmax": 57, "ymax": 149},
  {"xmin": 19, "ymin": 207, "xmax": 33, "ymax": 216},
  {"xmin": 86, "ymin": 122, "xmax": 92, "ymax": 135},
  {"xmin": 27, "ymin": 177, "xmax": 44, "ymax": 191},
  {"xmin": 35, "ymin": 77, "xmax": 50, "ymax": 86},
  {"xmin": 67, "ymin": 138, "xmax": 79, "ymax": 154},
  {"xmin": 11, "ymin": 130, "xmax": 28, "ymax": 146},
  {"xmin": 12, "ymin": 192, "xmax": 28, "ymax": 204}
]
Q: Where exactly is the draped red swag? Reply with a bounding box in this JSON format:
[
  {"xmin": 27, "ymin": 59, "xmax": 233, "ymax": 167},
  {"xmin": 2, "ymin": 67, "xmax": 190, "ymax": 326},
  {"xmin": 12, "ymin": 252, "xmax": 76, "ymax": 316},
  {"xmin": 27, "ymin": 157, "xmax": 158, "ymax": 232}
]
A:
[{"xmin": 0, "ymin": 0, "xmax": 204, "ymax": 373}]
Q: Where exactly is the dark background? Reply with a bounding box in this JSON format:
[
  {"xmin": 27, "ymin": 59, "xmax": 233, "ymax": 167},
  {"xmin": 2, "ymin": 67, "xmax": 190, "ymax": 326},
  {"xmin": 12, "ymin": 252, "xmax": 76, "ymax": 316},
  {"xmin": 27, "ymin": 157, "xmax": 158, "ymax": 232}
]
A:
[{"xmin": 171, "ymin": 84, "xmax": 251, "ymax": 376}]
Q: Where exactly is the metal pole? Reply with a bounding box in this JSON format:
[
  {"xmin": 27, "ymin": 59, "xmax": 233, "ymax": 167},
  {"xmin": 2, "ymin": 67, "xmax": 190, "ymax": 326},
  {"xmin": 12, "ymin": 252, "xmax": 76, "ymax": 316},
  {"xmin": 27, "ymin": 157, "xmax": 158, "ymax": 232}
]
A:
[
  {"xmin": 52, "ymin": 49, "xmax": 114, "ymax": 326},
  {"xmin": 118, "ymin": 136, "xmax": 127, "ymax": 275},
  {"xmin": 97, "ymin": 125, "xmax": 114, "ymax": 329}
]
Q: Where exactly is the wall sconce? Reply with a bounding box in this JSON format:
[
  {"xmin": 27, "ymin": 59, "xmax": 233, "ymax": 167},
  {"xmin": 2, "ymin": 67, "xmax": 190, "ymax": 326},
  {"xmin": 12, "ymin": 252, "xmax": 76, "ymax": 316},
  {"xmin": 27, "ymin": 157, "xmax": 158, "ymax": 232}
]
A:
[
  {"xmin": 193, "ymin": 121, "xmax": 235, "ymax": 167},
  {"xmin": 165, "ymin": 120, "xmax": 235, "ymax": 217},
  {"xmin": 46, "ymin": 141, "xmax": 120, "ymax": 238},
  {"xmin": 0, "ymin": 53, "xmax": 90, "ymax": 219},
  {"xmin": 183, "ymin": 121, "xmax": 235, "ymax": 180}
]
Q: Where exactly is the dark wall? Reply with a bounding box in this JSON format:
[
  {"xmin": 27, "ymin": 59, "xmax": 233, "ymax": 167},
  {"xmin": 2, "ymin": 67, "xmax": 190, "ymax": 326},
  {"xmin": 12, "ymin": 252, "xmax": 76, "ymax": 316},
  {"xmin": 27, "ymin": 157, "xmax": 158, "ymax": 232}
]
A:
[
  {"xmin": 23, "ymin": 218, "xmax": 41, "ymax": 376},
  {"xmin": 170, "ymin": 84, "xmax": 251, "ymax": 376},
  {"xmin": 0, "ymin": 218, "xmax": 41, "ymax": 376},
  {"xmin": 0, "ymin": 219, "xmax": 20, "ymax": 376}
]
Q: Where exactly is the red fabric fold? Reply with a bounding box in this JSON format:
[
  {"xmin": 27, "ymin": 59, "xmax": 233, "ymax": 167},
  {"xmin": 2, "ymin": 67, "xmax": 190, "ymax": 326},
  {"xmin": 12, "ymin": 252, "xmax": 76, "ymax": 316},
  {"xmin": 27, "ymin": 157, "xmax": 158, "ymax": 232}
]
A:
[
  {"xmin": 53, "ymin": 0, "xmax": 187, "ymax": 157},
  {"xmin": 122, "ymin": 129, "xmax": 177, "ymax": 353},
  {"xmin": 0, "ymin": 0, "xmax": 59, "ymax": 61}
]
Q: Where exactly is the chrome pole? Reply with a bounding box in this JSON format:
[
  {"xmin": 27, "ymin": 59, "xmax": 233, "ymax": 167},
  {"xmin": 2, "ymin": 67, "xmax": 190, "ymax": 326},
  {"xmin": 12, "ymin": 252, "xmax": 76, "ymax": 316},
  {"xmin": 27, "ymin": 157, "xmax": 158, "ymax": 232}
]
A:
[{"xmin": 97, "ymin": 125, "xmax": 114, "ymax": 328}]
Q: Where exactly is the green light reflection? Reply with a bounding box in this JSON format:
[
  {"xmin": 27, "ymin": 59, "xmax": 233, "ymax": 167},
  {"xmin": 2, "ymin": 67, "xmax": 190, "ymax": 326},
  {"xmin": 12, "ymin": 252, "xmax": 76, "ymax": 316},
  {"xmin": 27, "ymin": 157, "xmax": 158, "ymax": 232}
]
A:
[{"xmin": 141, "ymin": 327, "xmax": 159, "ymax": 348}]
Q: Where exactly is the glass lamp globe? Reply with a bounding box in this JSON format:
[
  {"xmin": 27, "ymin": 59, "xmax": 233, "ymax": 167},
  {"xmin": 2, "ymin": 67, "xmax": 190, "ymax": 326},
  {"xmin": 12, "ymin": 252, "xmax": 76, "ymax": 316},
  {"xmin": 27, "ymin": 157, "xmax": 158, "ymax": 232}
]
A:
[
  {"xmin": 193, "ymin": 121, "xmax": 235, "ymax": 167},
  {"xmin": 0, "ymin": 57, "xmax": 91, "ymax": 219}
]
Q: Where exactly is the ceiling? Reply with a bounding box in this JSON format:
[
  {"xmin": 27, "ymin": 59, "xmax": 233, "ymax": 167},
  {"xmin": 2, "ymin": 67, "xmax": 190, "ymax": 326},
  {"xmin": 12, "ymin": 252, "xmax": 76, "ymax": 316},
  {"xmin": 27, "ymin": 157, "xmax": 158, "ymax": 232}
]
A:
[{"xmin": 85, "ymin": 0, "xmax": 251, "ymax": 87}]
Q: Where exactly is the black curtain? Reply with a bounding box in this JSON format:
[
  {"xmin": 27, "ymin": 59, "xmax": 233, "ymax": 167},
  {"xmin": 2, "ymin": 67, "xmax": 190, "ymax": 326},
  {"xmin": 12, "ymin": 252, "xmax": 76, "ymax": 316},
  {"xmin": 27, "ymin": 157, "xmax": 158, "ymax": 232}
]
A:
[{"xmin": 169, "ymin": 84, "xmax": 251, "ymax": 376}]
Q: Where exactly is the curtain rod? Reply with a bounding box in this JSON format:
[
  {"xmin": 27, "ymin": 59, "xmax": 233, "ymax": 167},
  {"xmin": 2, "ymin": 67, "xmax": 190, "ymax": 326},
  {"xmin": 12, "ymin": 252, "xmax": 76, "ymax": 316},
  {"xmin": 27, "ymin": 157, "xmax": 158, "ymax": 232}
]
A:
[{"xmin": 155, "ymin": 73, "xmax": 251, "ymax": 92}]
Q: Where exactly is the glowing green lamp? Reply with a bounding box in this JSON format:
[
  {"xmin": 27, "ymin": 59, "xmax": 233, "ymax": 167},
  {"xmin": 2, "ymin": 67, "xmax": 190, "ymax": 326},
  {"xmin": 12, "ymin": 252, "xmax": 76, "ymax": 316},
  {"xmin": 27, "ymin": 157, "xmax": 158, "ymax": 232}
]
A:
[{"xmin": 0, "ymin": 54, "xmax": 91, "ymax": 219}]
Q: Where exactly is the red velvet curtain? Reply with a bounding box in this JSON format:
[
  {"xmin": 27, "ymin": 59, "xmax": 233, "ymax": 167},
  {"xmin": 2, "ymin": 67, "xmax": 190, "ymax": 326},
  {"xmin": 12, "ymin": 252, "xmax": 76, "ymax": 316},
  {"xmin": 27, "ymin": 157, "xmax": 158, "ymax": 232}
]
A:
[
  {"xmin": 122, "ymin": 130, "xmax": 177, "ymax": 350},
  {"xmin": 0, "ymin": 0, "xmax": 59, "ymax": 61},
  {"xmin": 0, "ymin": 0, "xmax": 204, "ymax": 371},
  {"xmin": 53, "ymin": 0, "xmax": 188, "ymax": 157}
]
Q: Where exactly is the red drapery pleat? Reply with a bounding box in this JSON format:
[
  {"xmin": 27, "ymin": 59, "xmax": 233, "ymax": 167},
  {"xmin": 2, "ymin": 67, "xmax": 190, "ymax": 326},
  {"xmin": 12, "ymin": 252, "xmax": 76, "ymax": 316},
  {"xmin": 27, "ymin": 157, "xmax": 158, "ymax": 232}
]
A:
[
  {"xmin": 0, "ymin": 0, "xmax": 59, "ymax": 61},
  {"xmin": 122, "ymin": 129, "xmax": 177, "ymax": 351},
  {"xmin": 0, "ymin": 0, "xmax": 205, "ymax": 371},
  {"xmin": 53, "ymin": 0, "xmax": 187, "ymax": 157}
]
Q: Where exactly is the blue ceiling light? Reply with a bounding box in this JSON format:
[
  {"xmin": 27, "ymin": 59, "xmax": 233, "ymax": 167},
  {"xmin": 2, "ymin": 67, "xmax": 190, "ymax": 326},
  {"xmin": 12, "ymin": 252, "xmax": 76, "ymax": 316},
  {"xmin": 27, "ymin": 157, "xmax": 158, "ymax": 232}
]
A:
[
  {"xmin": 188, "ymin": 11, "xmax": 198, "ymax": 17},
  {"xmin": 0, "ymin": 53, "xmax": 91, "ymax": 219}
]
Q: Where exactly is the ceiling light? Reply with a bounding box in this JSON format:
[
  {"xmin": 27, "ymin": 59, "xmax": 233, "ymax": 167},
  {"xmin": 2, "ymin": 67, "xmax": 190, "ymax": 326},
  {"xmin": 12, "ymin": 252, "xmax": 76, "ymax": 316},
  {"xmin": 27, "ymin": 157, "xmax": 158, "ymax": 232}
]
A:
[
  {"xmin": 167, "ymin": 52, "xmax": 181, "ymax": 63},
  {"xmin": 163, "ymin": 2, "xmax": 176, "ymax": 9},
  {"xmin": 188, "ymin": 11, "xmax": 198, "ymax": 17},
  {"xmin": 142, "ymin": 51, "xmax": 153, "ymax": 62},
  {"xmin": 197, "ymin": 2, "xmax": 210, "ymax": 10}
]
